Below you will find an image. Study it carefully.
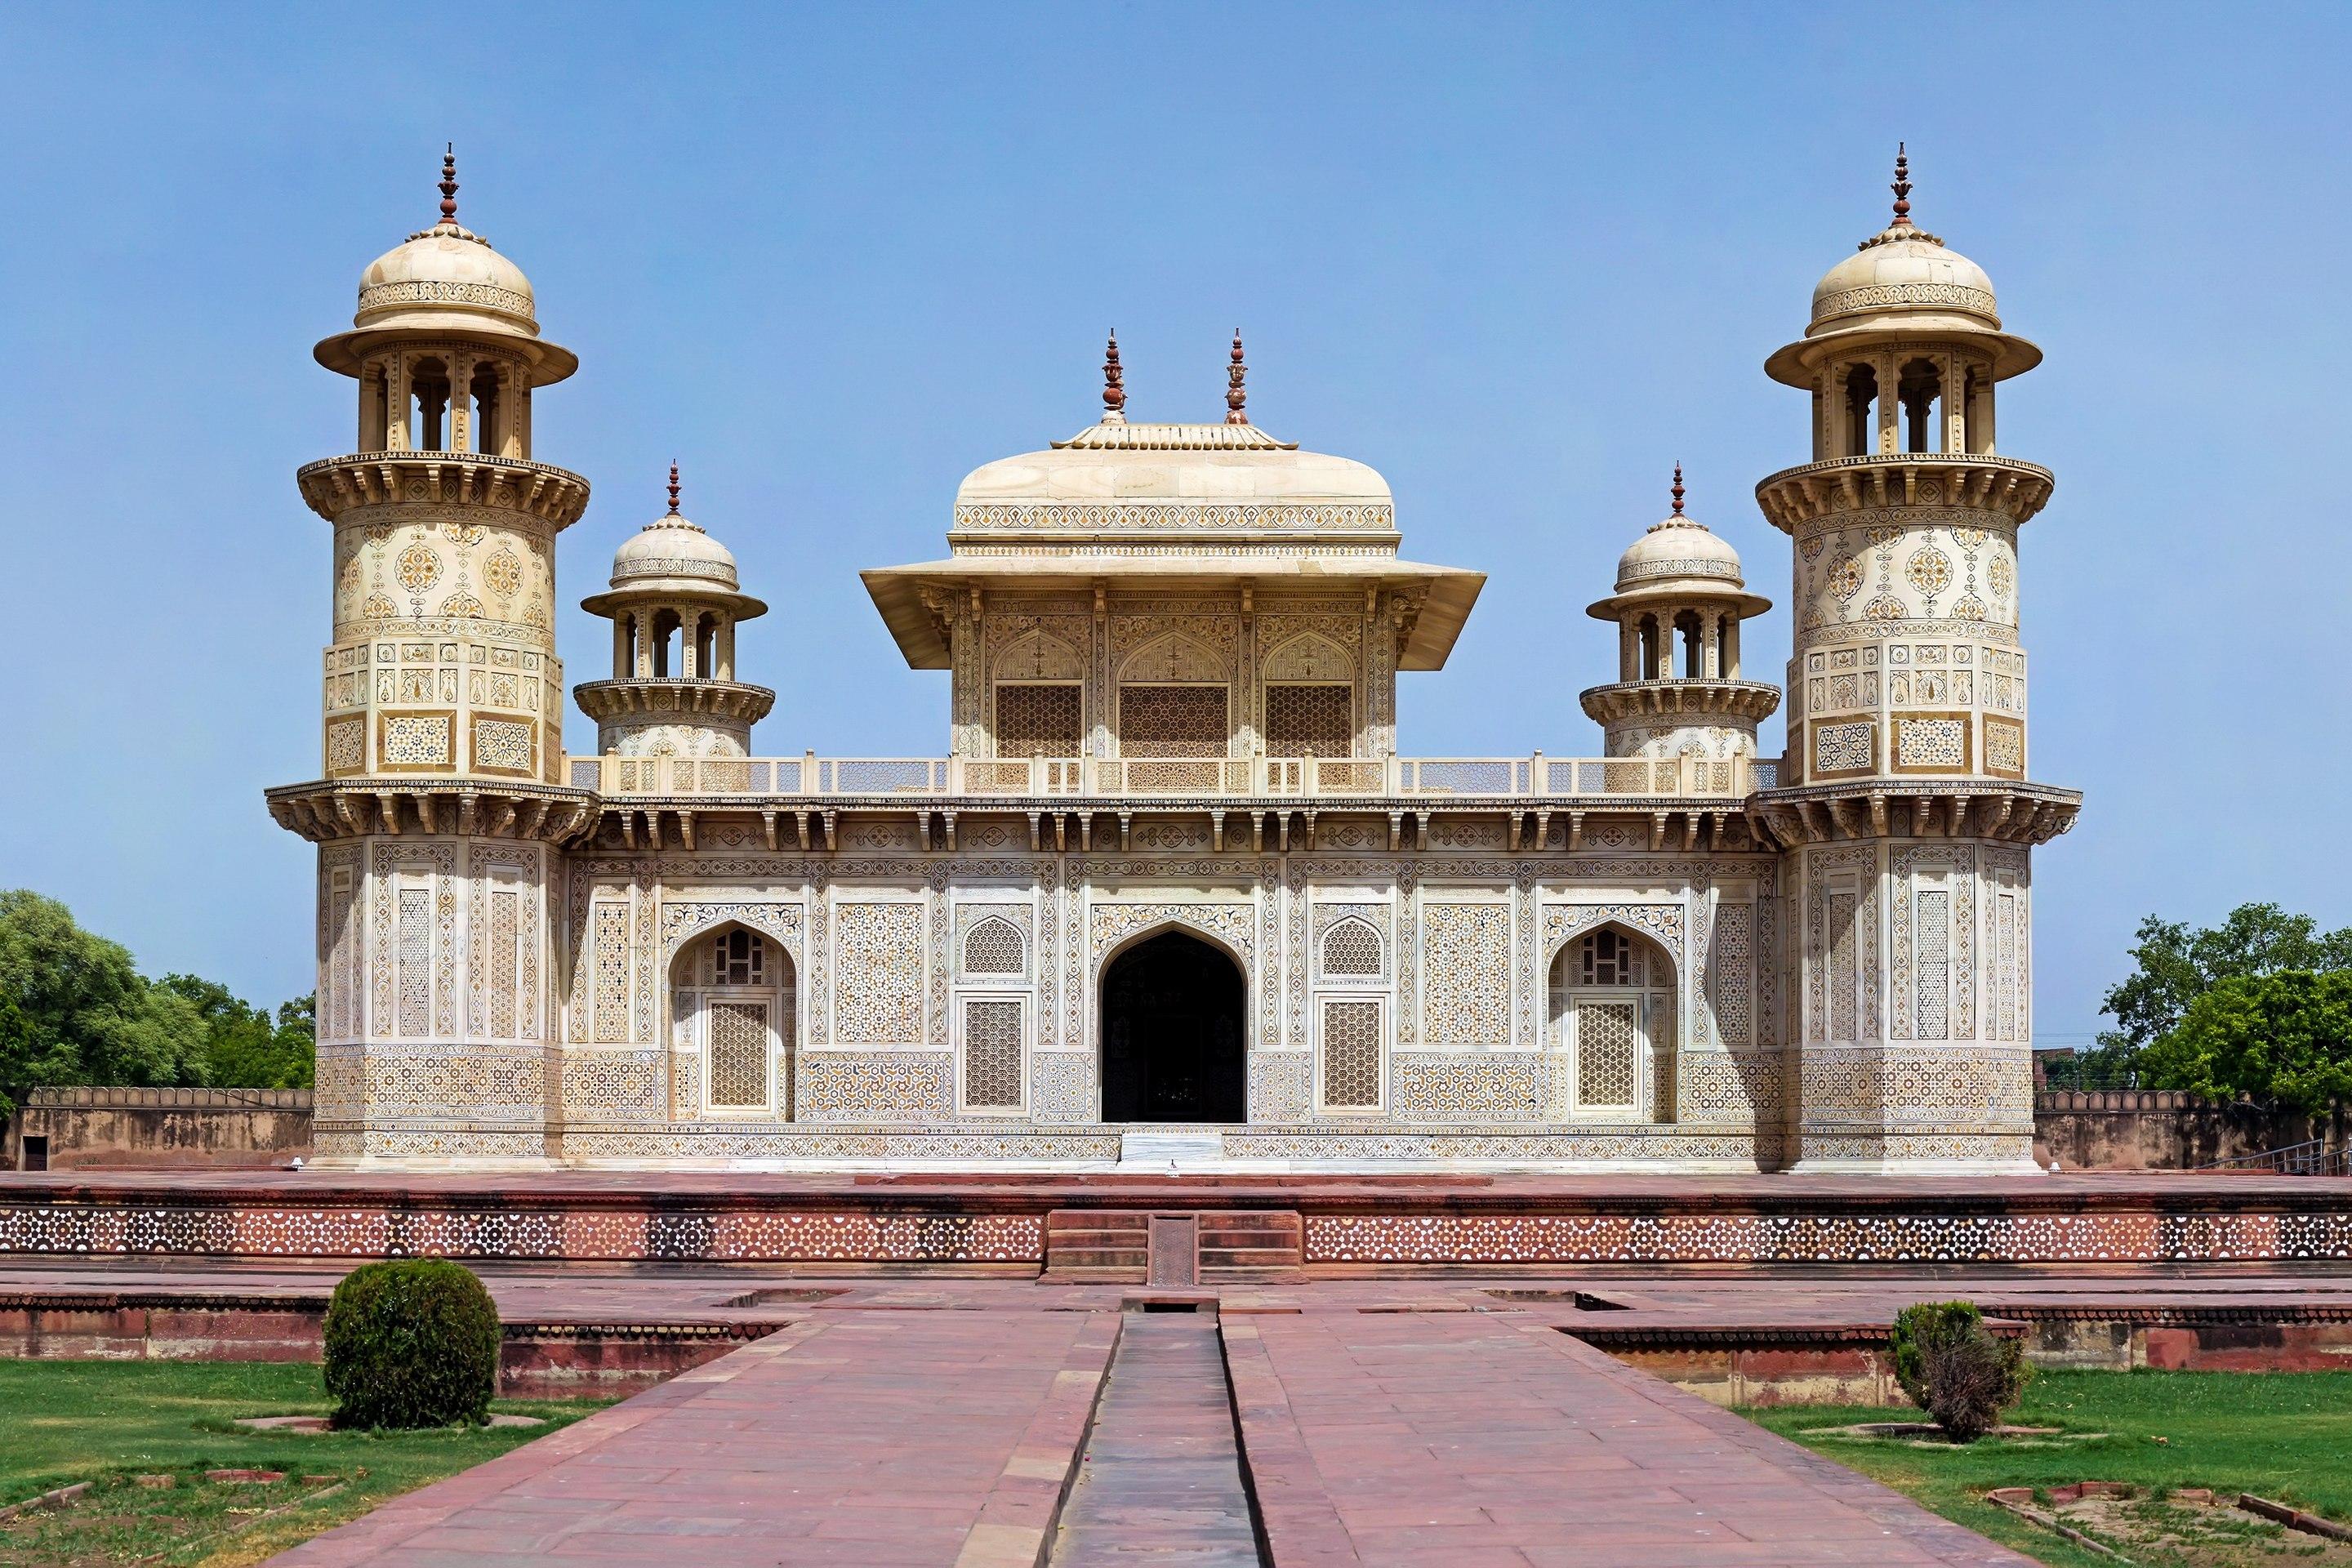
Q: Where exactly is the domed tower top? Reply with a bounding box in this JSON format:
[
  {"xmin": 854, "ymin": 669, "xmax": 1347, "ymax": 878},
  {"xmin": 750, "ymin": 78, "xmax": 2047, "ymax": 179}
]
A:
[
  {"xmin": 575, "ymin": 467, "xmax": 774, "ymax": 760},
  {"xmin": 1760, "ymin": 147, "xmax": 2053, "ymax": 471},
  {"xmin": 1765, "ymin": 145, "xmax": 2038, "ymax": 394},
  {"xmin": 1580, "ymin": 468, "xmax": 1779, "ymax": 761},
  {"xmin": 313, "ymin": 148, "xmax": 577, "ymax": 385},
  {"xmin": 1588, "ymin": 467, "xmax": 1771, "ymax": 623}
]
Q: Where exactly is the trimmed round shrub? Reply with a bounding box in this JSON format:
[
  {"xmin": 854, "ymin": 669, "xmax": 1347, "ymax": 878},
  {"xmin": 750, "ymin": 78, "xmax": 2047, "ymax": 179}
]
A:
[
  {"xmin": 1889, "ymin": 1299, "xmax": 2029, "ymax": 1441},
  {"xmin": 323, "ymin": 1258, "xmax": 501, "ymax": 1429}
]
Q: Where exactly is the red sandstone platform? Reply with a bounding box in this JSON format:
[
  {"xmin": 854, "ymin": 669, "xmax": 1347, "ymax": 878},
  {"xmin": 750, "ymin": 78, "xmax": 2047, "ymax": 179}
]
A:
[
  {"xmin": 8, "ymin": 1258, "xmax": 2350, "ymax": 1561},
  {"xmin": 247, "ymin": 1285, "xmax": 2042, "ymax": 1568},
  {"xmin": 5, "ymin": 1169, "xmax": 2349, "ymax": 1272}
]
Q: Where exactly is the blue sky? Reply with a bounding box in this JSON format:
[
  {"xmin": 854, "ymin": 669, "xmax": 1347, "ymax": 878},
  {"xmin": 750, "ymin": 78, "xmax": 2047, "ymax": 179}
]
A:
[{"xmin": 2, "ymin": 3, "xmax": 2345, "ymax": 1045}]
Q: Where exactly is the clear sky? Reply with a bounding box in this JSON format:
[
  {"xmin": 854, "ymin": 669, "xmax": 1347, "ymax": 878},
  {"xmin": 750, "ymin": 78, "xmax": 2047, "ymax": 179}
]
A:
[{"xmin": 2, "ymin": 2, "xmax": 2346, "ymax": 1047}]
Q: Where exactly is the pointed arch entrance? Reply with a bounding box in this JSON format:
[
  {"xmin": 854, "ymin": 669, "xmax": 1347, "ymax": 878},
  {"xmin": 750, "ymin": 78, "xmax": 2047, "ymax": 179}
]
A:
[{"xmin": 1100, "ymin": 929, "xmax": 1246, "ymax": 1122}]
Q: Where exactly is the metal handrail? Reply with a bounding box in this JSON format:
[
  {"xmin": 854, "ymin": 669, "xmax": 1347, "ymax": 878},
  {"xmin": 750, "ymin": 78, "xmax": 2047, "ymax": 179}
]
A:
[{"xmin": 2196, "ymin": 1138, "xmax": 2352, "ymax": 1177}]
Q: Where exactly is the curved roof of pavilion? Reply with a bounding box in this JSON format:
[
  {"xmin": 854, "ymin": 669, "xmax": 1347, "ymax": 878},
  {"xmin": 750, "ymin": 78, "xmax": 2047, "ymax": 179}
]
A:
[{"xmin": 862, "ymin": 416, "xmax": 1486, "ymax": 670}]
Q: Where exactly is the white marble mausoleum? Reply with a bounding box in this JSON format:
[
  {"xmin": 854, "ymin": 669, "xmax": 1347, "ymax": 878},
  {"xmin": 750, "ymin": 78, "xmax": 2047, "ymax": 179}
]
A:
[{"xmin": 267, "ymin": 150, "xmax": 2079, "ymax": 1171}]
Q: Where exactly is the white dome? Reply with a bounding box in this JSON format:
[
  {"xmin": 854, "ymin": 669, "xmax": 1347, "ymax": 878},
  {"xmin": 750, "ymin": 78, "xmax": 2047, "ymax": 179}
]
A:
[
  {"xmin": 1615, "ymin": 516, "xmax": 1745, "ymax": 593},
  {"xmin": 611, "ymin": 515, "xmax": 741, "ymax": 590},
  {"xmin": 1809, "ymin": 228, "xmax": 2000, "ymax": 336},
  {"xmin": 313, "ymin": 156, "xmax": 577, "ymax": 383},
  {"xmin": 355, "ymin": 224, "xmax": 538, "ymax": 336}
]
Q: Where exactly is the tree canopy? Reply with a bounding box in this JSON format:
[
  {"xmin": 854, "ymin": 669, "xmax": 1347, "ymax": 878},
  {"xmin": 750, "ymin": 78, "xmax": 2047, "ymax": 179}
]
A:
[
  {"xmin": 2067, "ymin": 902, "xmax": 2352, "ymax": 1105},
  {"xmin": 2136, "ymin": 970, "xmax": 2352, "ymax": 1113},
  {"xmin": 0, "ymin": 889, "xmax": 312, "ymax": 1120}
]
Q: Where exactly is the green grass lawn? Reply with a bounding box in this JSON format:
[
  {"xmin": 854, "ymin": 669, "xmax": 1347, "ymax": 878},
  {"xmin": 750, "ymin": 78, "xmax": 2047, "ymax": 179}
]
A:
[
  {"xmin": 0, "ymin": 1360, "xmax": 609, "ymax": 1567},
  {"xmin": 1747, "ymin": 1369, "xmax": 2352, "ymax": 1567}
]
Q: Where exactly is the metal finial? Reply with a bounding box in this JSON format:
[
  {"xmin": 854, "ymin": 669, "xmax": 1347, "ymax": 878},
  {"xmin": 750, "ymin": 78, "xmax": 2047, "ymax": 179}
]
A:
[
  {"xmin": 666, "ymin": 461, "xmax": 680, "ymax": 515},
  {"xmin": 1890, "ymin": 141, "xmax": 1912, "ymax": 226},
  {"xmin": 1225, "ymin": 330, "xmax": 1248, "ymax": 424},
  {"xmin": 439, "ymin": 143, "xmax": 459, "ymax": 225},
  {"xmin": 1671, "ymin": 462, "xmax": 1686, "ymax": 517},
  {"xmin": 1102, "ymin": 332, "xmax": 1126, "ymax": 421}
]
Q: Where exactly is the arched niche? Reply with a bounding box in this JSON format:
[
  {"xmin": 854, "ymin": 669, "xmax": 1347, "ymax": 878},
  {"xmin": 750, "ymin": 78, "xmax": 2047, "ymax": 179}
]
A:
[
  {"xmin": 670, "ymin": 920, "xmax": 799, "ymax": 1120},
  {"xmin": 1546, "ymin": 922, "xmax": 1677, "ymax": 1124},
  {"xmin": 1117, "ymin": 632, "xmax": 1227, "ymax": 686},
  {"xmin": 1261, "ymin": 631, "xmax": 1352, "ymax": 684},
  {"xmin": 992, "ymin": 629, "xmax": 1087, "ymax": 683}
]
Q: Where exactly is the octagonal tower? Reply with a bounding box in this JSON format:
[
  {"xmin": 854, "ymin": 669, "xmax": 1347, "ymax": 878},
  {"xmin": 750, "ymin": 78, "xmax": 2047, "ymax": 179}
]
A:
[
  {"xmin": 266, "ymin": 152, "xmax": 594, "ymax": 1165},
  {"xmin": 1748, "ymin": 149, "xmax": 2080, "ymax": 1172}
]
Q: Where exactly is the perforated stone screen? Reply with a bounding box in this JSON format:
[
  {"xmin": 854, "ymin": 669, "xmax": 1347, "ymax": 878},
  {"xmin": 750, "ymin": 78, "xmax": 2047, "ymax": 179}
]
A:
[
  {"xmin": 1265, "ymin": 684, "xmax": 1352, "ymax": 758},
  {"xmin": 1321, "ymin": 920, "xmax": 1382, "ymax": 977},
  {"xmin": 1321, "ymin": 999, "xmax": 1383, "ymax": 1109},
  {"xmin": 963, "ymin": 919, "xmax": 1023, "ymax": 975},
  {"xmin": 996, "ymin": 684, "xmax": 1082, "ymax": 757},
  {"xmin": 708, "ymin": 1000, "xmax": 768, "ymax": 1107},
  {"xmin": 1118, "ymin": 685, "xmax": 1227, "ymax": 757},
  {"xmin": 1575, "ymin": 1000, "xmax": 1638, "ymax": 1108},
  {"xmin": 962, "ymin": 998, "xmax": 1023, "ymax": 1109}
]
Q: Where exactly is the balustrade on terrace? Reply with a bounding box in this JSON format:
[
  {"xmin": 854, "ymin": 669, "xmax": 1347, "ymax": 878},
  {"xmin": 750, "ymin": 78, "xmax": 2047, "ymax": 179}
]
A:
[{"xmin": 565, "ymin": 752, "xmax": 1777, "ymax": 800}]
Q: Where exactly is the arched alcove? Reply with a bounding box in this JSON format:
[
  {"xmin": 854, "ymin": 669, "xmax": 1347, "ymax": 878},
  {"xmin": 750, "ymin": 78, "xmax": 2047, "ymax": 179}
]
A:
[
  {"xmin": 670, "ymin": 923, "xmax": 797, "ymax": 1119},
  {"xmin": 1547, "ymin": 924, "xmax": 1676, "ymax": 1122}
]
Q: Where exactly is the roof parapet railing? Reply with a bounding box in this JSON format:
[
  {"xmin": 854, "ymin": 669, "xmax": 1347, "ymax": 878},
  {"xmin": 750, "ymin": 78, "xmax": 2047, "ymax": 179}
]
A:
[{"xmin": 567, "ymin": 752, "xmax": 1767, "ymax": 800}]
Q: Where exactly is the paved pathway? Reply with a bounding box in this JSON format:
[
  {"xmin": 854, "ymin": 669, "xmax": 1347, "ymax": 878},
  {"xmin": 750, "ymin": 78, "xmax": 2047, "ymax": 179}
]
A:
[
  {"xmin": 1227, "ymin": 1309, "xmax": 2034, "ymax": 1567},
  {"xmin": 260, "ymin": 1294, "xmax": 2046, "ymax": 1568},
  {"xmin": 272, "ymin": 1307, "xmax": 1116, "ymax": 1567}
]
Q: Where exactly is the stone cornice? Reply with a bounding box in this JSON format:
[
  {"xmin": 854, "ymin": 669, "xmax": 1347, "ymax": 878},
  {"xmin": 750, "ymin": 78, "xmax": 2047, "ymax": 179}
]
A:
[
  {"xmin": 572, "ymin": 679, "xmax": 777, "ymax": 727},
  {"xmin": 265, "ymin": 780, "xmax": 599, "ymax": 844},
  {"xmin": 1746, "ymin": 779, "xmax": 2081, "ymax": 848},
  {"xmin": 580, "ymin": 796, "xmax": 1778, "ymax": 856},
  {"xmin": 1753, "ymin": 453, "xmax": 2054, "ymax": 533},
  {"xmin": 1579, "ymin": 680, "xmax": 1782, "ymax": 727},
  {"xmin": 296, "ymin": 452, "xmax": 591, "ymax": 528}
]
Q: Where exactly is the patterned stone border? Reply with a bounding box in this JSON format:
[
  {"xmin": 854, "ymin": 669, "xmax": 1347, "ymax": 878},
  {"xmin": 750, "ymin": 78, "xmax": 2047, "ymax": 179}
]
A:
[{"xmin": 4, "ymin": 1178, "xmax": 2350, "ymax": 1268}]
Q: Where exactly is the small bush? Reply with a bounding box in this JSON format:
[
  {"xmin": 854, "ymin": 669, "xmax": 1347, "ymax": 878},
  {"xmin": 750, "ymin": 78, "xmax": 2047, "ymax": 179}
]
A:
[
  {"xmin": 323, "ymin": 1259, "xmax": 501, "ymax": 1429},
  {"xmin": 1889, "ymin": 1299, "xmax": 2029, "ymax": 1442}
]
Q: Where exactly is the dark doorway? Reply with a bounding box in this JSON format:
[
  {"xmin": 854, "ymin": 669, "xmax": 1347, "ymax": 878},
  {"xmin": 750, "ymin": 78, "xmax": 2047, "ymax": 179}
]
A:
[{"xmin": 1101, "ymin": 931, "xmax": 1246, "ymax": 1122}]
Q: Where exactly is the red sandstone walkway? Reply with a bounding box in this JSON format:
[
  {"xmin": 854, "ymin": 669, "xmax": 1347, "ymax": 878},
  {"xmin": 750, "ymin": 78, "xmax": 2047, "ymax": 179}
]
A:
[
  {"xmin": 1227, "ymin": 1309, "xmax": 2034, "ymax": 1567},
  {"xmin": 261, "ymin": 1295, "xmax": 2042, "ymax": 1568},
  {"xmin": 271, "ymin": 1307, "xmax": 1116, "ymax": 1568}
]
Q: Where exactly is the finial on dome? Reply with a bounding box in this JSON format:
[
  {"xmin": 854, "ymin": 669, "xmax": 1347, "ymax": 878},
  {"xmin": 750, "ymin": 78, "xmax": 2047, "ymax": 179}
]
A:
[
  {"xmin": 1890, "ymin": 141, "xmax": 1912, "ymax": 227},
  {"xmin": 1671, "ymin": 462, "xmax": 1686, "ymax": 517},
  {"xmin": 1102, "ymin": 332, "xmax": 1126, "ymax": 423},
  {"xmin": 1226, "ymin": 330, "xmax": 1249, "ymax": 425},
  {"xmin": 666, "ymin": 461, "xmax": 680, "ymax": 516},
  {"xmin": 439, "ymin": 144, "xmax": 459, "ymax": 226}
]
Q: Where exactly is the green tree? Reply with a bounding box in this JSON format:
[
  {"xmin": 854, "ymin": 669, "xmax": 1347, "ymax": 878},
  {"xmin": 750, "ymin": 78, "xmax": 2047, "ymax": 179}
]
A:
[
  {"xmin": 2138, "ymin": 971, "xmax": 2352, "ymax": 1113},
  {"xmin": 159, "ymin": 976, "xmax": 316, "ymax": 1089},
  {"xmin": 0, "ymin": 890, "xmax": 212, "ymax": 1118},
  {"xmin": 2084, "ymin": 903, "xmax": 2352, "ymax": 1086},
  {"xmin": 2103, "ymin": 903, "xmax": 2352, "ymax": 1049}
]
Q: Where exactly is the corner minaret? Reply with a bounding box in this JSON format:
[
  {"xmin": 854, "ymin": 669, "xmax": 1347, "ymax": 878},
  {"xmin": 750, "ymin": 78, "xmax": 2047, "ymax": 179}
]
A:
[
  {"xmin": 1580, "ymin": 466, "xmax": 1779, "ymax": 760},
  {"xmin": 267, "ymin": 151, "xmax": 595, "ymax": 1166},
  {"xmin": 575, "ymin": 466, "xmax": 773, "ymax": 760},
  {"xmin": 298, "ymin": 146, "xmax": 586, "ymax": 786},
  {"xmin": 1750, "ymin": 148, "xmax": 2081, "ymax": 1173}
]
